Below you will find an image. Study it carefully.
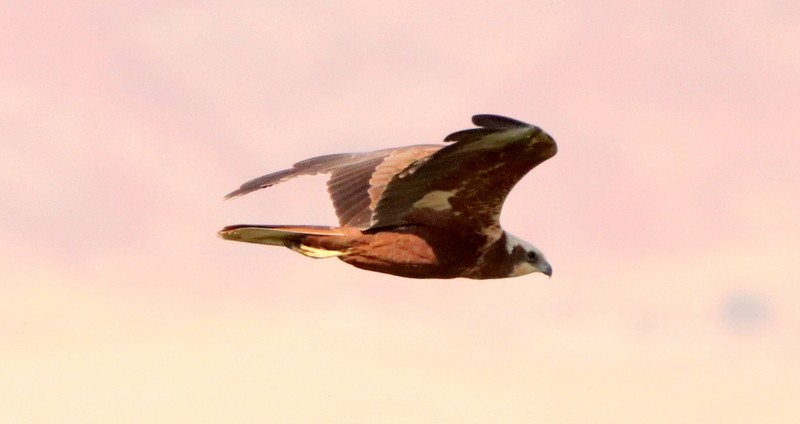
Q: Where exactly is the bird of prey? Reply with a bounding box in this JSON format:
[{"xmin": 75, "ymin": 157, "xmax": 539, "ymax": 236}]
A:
[{"xmin": 219, "ymin": 114, "xmax": 557, "ymax": 279}]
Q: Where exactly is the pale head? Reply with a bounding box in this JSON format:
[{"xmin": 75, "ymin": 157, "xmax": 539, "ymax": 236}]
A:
[{"xmin": 505, "ymin": 232, "xmax": 552, "ymax": 278}]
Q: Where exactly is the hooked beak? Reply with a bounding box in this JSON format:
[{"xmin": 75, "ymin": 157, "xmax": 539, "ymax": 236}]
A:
[{"xmin": 540, "ymin": 262, "xmax": 553, "ymax": 278}]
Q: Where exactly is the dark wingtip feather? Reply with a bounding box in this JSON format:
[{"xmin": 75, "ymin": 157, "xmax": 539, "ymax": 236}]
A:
[
  {"xmin": 223, "ymin": 189, "xmax": 247, "ymax": 200},
  {"xmin": 223, "ymin": 168, "xmax": 297, "ymax": 200},
  {"xmin": 224, "ymin": 185, "xmax": 262, "ymax": 200},
  {"xmin": 443, "ymin": 128, "xmax": 497, "ymax": 143},
  {"xmin": 472, "ymin": 114, "xmax": 531, "ymax": 129},
  {"xmin": 443, "ymin": 114, "xmax": 535, "ymax": 142}
]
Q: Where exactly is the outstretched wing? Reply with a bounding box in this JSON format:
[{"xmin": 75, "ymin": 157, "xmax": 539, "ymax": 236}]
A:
[
  {"xmin": 225, "ymin": 145, "xmax": 442, "ymax": 228},
  {"xmin": 330, "ymin": 145, "xmax": 441, "ymax": 227},
  {"xmin": 370, "ymin": 115, "xmax": 557, "ymax": 236},
  {"xmin": 224, "ymin": 149, "xmax": 392, "ymax": 200}
]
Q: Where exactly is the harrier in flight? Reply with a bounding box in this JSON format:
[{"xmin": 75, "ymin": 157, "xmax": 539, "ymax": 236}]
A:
[{"xmin": 219, "ymin": 114, "xmax": 557, "ymax": 279}]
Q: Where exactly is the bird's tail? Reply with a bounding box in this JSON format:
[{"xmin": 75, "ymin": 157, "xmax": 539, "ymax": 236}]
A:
[{"xmin": 218, "ymin": 225, "xmax": 349, "ymax": 258}]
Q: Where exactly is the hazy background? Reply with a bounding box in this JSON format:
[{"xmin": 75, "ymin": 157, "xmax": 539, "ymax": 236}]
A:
[{"xmin": 2, "ymin": 1, "xmax": 798, "ymax": 422}]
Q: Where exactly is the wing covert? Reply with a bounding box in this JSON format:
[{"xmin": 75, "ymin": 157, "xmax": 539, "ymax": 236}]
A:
[{"xmin": 369, "ymin": 115, "xmax": 557, "ymax": 235}]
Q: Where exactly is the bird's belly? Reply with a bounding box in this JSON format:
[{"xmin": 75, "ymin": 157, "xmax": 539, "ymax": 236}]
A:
[{"xmin": 336, "ymin": 228, "xmax": 476, "ymax": 279}]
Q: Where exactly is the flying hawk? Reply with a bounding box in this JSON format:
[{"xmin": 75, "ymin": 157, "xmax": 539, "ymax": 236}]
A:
[{"xmin": 219, "ymin": 114, "xmax": 557, "ymax": 279}]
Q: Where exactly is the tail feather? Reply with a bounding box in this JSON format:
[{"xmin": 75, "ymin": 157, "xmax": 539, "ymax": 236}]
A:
[
  {"xmin": 218, "ymin": 225, "xmax": 350, "ymax": 258},
  {"xmin": 218, "ymin": 225, "xmax": 343, "ymax": 245}
]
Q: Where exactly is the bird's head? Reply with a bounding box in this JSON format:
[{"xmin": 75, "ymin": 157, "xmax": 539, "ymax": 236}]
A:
[{"xmin": 505, "ymin": 232, "xmax": 552, "ymax": 278}]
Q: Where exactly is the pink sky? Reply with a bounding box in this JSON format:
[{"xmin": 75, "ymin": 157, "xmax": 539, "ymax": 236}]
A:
[{"xmin": 2, "ymin": 1, "xmax": 799, "ymax": 422}]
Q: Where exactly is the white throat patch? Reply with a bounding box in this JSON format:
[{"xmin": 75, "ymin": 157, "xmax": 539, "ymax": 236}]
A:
[{"xmin": 509, "ymin": 261, "xmax": 537, "ymax": 277}]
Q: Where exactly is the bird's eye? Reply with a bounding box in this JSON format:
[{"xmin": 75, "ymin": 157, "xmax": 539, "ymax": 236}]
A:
[{"xmin": 527, "ymin": 251, "xmax": 538, "ymax": 261}]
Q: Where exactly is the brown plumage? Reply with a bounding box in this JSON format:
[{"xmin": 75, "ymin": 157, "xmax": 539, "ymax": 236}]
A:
[{"xmin": 219, "ymin": 114, "xmax": 557, "ymax": 279}]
